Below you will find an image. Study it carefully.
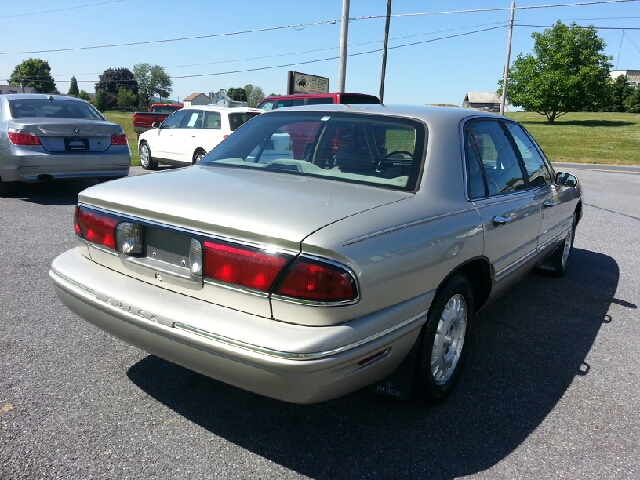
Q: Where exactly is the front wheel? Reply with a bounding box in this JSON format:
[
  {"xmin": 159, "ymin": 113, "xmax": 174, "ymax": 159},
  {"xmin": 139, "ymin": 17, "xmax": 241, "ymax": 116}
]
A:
[
  {"xmin": 413, "ymin": 274, "xmax": 474, "ymax": 405},
  {"xmin": 547, "ymin": 212, "xmax": 576, "ymax": 278},
  {"xmin": 139, "ymin": 142, "xmax": 158, "ymax": 170}
]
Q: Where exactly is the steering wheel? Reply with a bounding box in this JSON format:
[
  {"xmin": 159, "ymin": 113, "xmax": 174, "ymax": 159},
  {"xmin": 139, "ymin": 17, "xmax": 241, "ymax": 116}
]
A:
[
  {"xmin": 378, "ymin": 150, "xmax": 414, "ymax": 172},
  {"xmin": 383, "ymin": 150, "xmax": 413, "ymax": 161}
]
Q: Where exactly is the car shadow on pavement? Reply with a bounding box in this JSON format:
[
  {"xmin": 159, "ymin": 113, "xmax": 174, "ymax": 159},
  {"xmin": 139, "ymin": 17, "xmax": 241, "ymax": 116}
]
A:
[
  {"xmin": 0, "ymin": 179, "xmax": 100, "ymax": 206},
  {"xmin": 127, "ymin": 248, "xmax": 618, "ymax": 479}
]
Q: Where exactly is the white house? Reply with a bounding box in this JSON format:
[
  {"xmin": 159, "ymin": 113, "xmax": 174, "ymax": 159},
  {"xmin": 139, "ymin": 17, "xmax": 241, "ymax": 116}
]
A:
[
  {"xmin": 610, "ymin": 70, "xmax": 640, "ymax": 87},
  {"xmin": 210, "ymin": 92, "xmax": 248, "ymax": 108}
]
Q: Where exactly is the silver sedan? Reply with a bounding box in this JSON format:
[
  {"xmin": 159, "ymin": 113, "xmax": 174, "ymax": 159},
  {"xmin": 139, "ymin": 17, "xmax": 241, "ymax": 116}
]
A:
[
  {"xmin": 0, "ymin": 94, "xmax": 130, "ymax": 194},
  {"xmin": 50, "ymin": 104, "xmax": 582, "ymax": 405}
]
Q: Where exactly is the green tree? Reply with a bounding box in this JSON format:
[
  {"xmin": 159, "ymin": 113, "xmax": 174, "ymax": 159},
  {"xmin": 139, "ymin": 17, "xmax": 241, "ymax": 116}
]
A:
[
  {"xmin": 227, "ymin": 87, "xmax": 248, "ymax": 102},
  {"xmin": 117, "ymin": 87, "xmax": 137, "ymax": 109},
  {"xmin": 500, "ymin": 21, "xmax": 612, "ymax": 123},
  {"xmin": 78, "ymin": 90, "xmax": 91, "ymax": 101},
  {"xmin": 9, "ymin": 58, "xmax": 56, "ymax": 93},
  {"xmin": 624, "ymin": 87, "xmax": 640, "ymax": 113},
  {"xmin": 133, "ymin": 63, "xmax": 173, "ymax": 109},
  {"xmin": 94, "ymin": 90, "xmax": 108, "ymax": 112},
  {"xmin": 606, "ymin": 75, "xmax": 634, "ymax": 112},
  {"xmin": 244, "ymin": 84, "xmax": 265, "ymax": 107},
  {"xmin": 95, "ymin": 68, "xmax": 138, "ymax": 97},
  {"xmin": 68, "ymin": 76, "xmax": 79, "ymax": 96}
]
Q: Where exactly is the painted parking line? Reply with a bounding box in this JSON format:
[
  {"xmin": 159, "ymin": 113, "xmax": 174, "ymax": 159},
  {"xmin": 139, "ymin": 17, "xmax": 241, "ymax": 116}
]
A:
[{"xmin": 588, "ymin": 168, "xmax": 640, "ymax": 175}]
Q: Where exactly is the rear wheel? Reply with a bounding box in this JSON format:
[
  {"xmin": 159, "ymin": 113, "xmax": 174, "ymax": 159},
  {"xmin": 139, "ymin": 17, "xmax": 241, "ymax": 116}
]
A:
[
  {"xmin": 139, "ymin": 142, "xmax": 158, "ymax": 170},
  {"xmin": 413, "ymin": 274, "xmax": 474, "ymax": 405},
  {"xmin": 193, "ymin": 149, "xmax": 206, "ymax": 164}
]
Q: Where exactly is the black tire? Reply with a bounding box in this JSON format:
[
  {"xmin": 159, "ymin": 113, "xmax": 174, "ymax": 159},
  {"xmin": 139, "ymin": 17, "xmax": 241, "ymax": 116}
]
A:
[
  {"xmin": 546, "ymin": 212, "xmax": 576, "ymax": 278},
  {"xmin": 139, "ymin": 142, "xmax": 158, "ymax": 170},
  {"xmin": 413, "ymin": 274, "xmax": 474, "ymax": 405},
  {"xmin": 192, "ymin": 149, "xmax": 206, "ymax": 164}
]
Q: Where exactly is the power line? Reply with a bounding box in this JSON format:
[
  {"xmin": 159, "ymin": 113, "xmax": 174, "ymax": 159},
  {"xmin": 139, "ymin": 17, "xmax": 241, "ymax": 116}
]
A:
[
  {"xmin": 2, "ymin": 0, "xmax": 638, "ymax": 56},
  {"xmin": 0, "ymin": 0, "xmax": 125, "ymax": 19},
  {"xmin": 516, "ymin": 24, "xmax": 640, "ymax": 29}
]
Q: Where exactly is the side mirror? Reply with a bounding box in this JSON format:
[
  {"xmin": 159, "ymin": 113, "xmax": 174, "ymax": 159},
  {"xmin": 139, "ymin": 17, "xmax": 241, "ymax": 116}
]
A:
[
  {"xmin": 556, "ymin": 172, "xmax": 577, "ymax": 187},
  {"xmin": 152, "ymin": 122, "xmax": 161, "ymax": 129}
]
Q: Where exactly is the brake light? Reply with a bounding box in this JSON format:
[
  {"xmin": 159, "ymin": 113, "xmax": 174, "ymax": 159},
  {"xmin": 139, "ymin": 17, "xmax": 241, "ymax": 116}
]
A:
[
  {"xmin": 8, "ymin": 131, "xmax": 41, "ymax": 145},
  {"xmin": 74, "ymin": 206, "xmax": 118, "ymax": 250},
  {"xmin": 203, "ymin": 241, "xmax": 289, "ymax": 291},
  {"xmin": 276, "ymin": 258, "xmax": 357, "ymax": 302},
  {"xmin": 110, "ymin": 133, "xmax": 128, "ymax": 145}
]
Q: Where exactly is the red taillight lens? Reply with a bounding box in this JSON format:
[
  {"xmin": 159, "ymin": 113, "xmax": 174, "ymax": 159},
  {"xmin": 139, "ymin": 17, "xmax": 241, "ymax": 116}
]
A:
[
  {"xmin": 8, "ymin": 131, "xmax": 41, "ymax": 145},
  {"xmin": 110, "ymin": 133, "xmax": 128, "ymax": 145},
  {"xmin": 276, "ymin": 258, "xmax": 357, "ymax": 302},
  {"xmin": 203, "ymin": 241, "xmax": 289, "ymax": 292},
  {"xmin": 74, "ymin": 206, "xmax": 118, "ymax": 250}
]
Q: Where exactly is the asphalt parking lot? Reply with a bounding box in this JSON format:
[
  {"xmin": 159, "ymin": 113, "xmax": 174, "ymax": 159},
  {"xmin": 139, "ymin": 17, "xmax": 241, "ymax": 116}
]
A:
[{"xmin": 1, "ymin": 166, "xmax": 638, "ymax": 479}]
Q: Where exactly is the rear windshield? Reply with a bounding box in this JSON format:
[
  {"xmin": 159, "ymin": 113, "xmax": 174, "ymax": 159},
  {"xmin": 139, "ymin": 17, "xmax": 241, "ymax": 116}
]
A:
[
  {"xmin": 9, "ymin": 98, "xmax": 105, "ymax": 120},
  {"xmin": 151, "ymin": 106, "xmax": 182, "ymax": 114},
  {"xmin": 8, "ymin": 99, "xmax": 105, "ymax": 120},
  {"xmin": 228, "ymin": 112, "xmax": 261, "ymax": 131},
  {"xmin": 201, "ymin": 111, "xmax": 426, "ymax": 191}
]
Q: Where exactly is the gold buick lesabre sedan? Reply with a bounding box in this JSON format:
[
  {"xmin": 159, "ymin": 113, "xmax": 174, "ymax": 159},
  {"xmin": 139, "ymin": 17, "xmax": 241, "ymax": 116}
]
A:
[{"xmin": 50, "ymin": 104, "xmax": 582, "ymax": 405}]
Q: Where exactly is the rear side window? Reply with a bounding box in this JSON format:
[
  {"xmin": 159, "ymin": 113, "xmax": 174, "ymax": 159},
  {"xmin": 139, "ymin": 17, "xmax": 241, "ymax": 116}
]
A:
[
  {"xmin": 466, "ymin": 120, "xmax": 526, "ymax": 196},
  {"xmin": 340, "ymin": 95, "xmax": 380, "ymax": 105},
  {"xmin": 228, "ymin": 112, "xmax": 260, "ymax": 131},
  {"xmin": 259, "ymin": 101, "xmax": 276, "ymax": 111},
  {"xmin": 306, "ymin": 98, "xmax": 333, "ymax": 105}
]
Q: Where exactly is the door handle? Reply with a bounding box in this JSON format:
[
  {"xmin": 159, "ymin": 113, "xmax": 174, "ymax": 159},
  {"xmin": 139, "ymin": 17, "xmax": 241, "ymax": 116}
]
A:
[
  {"xmin": 543, "ymin": 200, "xmax": 555, "ymax": 208},
  {"xmin": 492, "ymin": 215, "xmax": 512, "ymax": 226}
]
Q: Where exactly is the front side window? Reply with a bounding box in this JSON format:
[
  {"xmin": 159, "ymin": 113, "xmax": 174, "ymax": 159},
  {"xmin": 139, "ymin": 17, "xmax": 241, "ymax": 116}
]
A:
[
  {"xmin": 504, "ymin": 123, "xmax": 552, "ymax": 187},
  {"xmin": 259, "ymin": 101, "xmax": 275, "ymax": 111},
  {"xmin": 161, "ymin": 110, "xmax": 188, "ymax": 129},
  {"xmin": 200, "ymin": 111, "xmax": 426, "ymax": 191},
  {"xmin": 466, "ymin": 120, "xmax": 526, "ymax": 196},
  {"xmin": 9, "ymin": 99, "xmax": 104, "ymax": 120}
]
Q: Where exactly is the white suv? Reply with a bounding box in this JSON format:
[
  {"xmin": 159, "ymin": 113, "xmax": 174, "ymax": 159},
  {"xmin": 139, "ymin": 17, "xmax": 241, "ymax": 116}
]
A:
[{"xmin": 138, "ymin": 105, "xmax": 261, "ymax": 169}]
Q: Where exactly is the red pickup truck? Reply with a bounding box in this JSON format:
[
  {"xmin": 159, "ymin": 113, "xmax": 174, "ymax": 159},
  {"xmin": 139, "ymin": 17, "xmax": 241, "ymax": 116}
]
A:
[{"xmin": 132, "ymin": 103, "xmax": 183, "ymax": 136}]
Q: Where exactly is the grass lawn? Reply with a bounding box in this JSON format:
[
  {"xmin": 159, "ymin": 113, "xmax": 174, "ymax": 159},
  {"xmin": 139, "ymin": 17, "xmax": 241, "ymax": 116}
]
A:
[
  {"xmin": 104, "ymin": 111, "xmax": 140, "ymax": 166},
  {"xmin": 508, "ymin": 111, "xmax": 640, "ymax": 166},
  {"xmin": 104, "ymin": 110, "xmax": 639, "ymax": 167}
]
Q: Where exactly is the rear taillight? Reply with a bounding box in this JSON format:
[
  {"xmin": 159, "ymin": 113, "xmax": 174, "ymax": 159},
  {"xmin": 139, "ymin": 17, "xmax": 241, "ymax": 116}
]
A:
[
  {"xmin": 201, "ymin": 239, "xmax": 357, "ymax": 302},
  {"xmin": 203, "ymin": 241, "xmax": 289, "ymax": 292},
  {"xmin": 75, "ymin": 207, "xmax": 144, "ymax": 254},
  {"xmin": 8, "ymin": 131, "xmax": 41, "ymax": 145},
  {"xmin": 110, "ymin": 133, "xmax": 128, "ymax": 145},
  {"xmin": 275, "ymin": 258, "xmax": 357, "ymax": 302},
  {"xmin": 74, "ymin": 207, "xmax": 118, "ymax": 250}
]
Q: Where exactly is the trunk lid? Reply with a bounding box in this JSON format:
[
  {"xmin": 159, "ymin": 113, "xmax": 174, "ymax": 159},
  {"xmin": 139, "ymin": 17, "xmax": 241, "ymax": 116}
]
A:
[{"xmin": 10, "ymin": 119, "xmax": 122, "ymax": 152}]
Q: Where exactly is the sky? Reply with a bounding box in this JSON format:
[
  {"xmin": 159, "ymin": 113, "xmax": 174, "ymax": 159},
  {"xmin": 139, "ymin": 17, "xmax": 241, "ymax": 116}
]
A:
[{"xmin": 1, "ymin": 0, "xmax": 639, "ymax": 106}]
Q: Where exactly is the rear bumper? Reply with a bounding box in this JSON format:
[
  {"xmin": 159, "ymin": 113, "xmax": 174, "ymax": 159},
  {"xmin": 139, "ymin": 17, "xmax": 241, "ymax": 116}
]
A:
[
  {"xmin": 0, "ymin": 146, "xmax": 130, "ymax": 181},
  {"xmin": 50, "ymin": 247, "xmax": 428, "ymax": 404}
]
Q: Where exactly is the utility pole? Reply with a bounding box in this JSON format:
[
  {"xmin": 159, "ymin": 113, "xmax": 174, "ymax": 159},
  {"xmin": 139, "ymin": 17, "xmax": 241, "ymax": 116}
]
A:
[
  {"xmin": 500, "ymin": 1, "xmax": 515, "ymax": 116},
  {"xmin": 337, "ymin": 0, "xmax": 350, "ymax": 92},
  {"xmin": 379, "ymin": 0, "xmax": 392, "ymax": 103},
  {"xmin": 18, "ymin": 65, "xmax": 25, "ymax": 93}
]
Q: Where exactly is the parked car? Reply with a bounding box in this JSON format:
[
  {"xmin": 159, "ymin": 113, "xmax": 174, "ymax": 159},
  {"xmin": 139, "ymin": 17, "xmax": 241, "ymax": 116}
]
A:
[
  {"xmin": 138, "ymin": 105, "xmax": 262, "ymax": 169},
  {"xmin": 50, "ymin": 104, "xmax": 582, "ymax": 405},
  {"xmin": 257, "ymin": 92, "xmax": 380, "ymax": 111},
  {"xmin": 0, "ymin": 94, "xmax": 130, "ymax": 194},
  {"xmin": 132, "ymin": 103, "xmax": 183, "ymax": 137}
]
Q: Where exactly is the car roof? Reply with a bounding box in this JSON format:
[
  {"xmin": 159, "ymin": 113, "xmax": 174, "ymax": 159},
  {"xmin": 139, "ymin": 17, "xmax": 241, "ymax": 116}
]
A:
[
  {"xmin": 1, "ymin": 93, "xmax": 88, "ymax": 102},
  {"xmin": 261, "ymin": 103, "xmax": 503, "ymax": 123},
  {"xmin": 183, "ymin": 105, "xmax": 262, "ymax": 113}
]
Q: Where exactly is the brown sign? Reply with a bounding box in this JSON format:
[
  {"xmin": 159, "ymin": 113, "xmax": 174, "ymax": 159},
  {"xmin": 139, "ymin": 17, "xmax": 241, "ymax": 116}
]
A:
[{"xmin": 287, "ymin": 71, "xmax": 329, "ymax": 94}]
